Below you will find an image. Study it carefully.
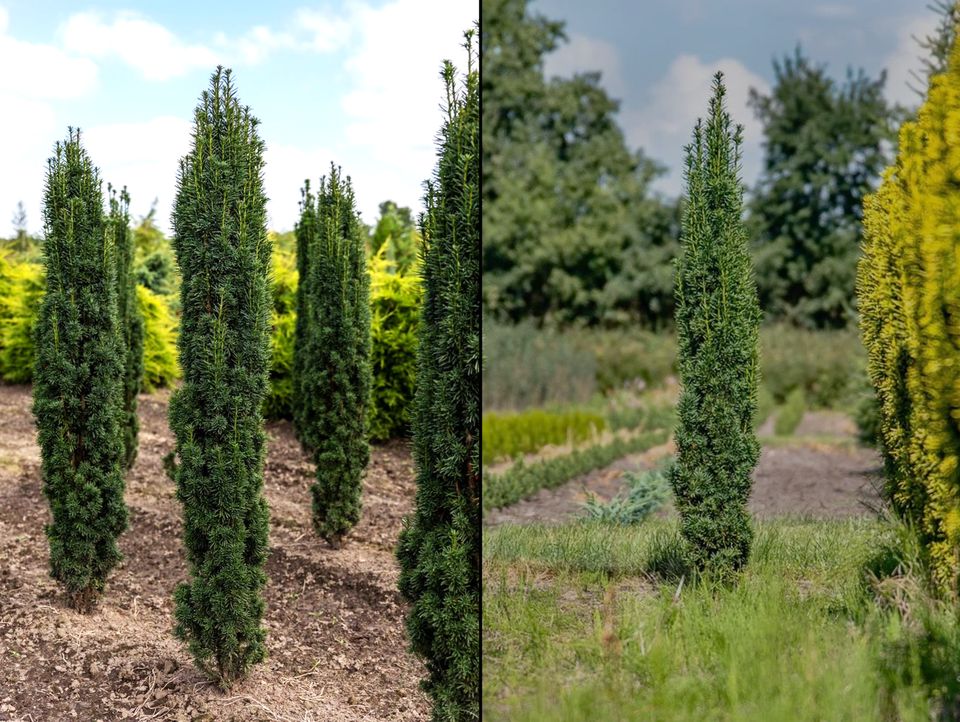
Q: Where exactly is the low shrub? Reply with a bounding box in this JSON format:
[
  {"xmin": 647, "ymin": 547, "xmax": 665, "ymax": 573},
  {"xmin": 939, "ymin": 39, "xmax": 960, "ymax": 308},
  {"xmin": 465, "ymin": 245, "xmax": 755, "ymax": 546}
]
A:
[
  {"xmin": 583, "ymin": 459, "xmax": 673, "ymax": 524},
  {"xmin": 774, "ymin": 387, "xmax": 806, "ymax": 436},
  {"xmin": 483, "ymin": 428, "xmax": 669, "ymax": 512},
  {"xmin": 368, "ymin": 246, "xmax": 421, "ymax": 440},
  {"xmin": 574, "ymin": 328, "xmax": 676, "ymax": 393},
  {"xmin": 137, "ymin": 285, "xmax": 179, "ymax": 391},
  {"xmin": 604, "ymin": 396, "xmax": 676, "ymax": 433},
  {"xmin": 264, "ymin": 247, "xmax": 297, "ymax": 419},
  {"xmin": 482, "ymin": 408, "xmax": 607, "ymax": 465},
  {"xmin": 754, "ymin": 384, "xmax": 776, "ymax": 429},
  {"xmin": 0, "ymin": 252, "xmax": 43, "ymax": 382}
]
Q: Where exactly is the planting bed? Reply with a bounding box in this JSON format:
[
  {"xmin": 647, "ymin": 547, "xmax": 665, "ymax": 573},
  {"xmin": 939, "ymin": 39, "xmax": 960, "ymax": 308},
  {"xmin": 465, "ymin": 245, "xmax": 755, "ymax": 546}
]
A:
[{"xmin": 0, "ymin": 384, "xmax": 428, "ymax": 721}]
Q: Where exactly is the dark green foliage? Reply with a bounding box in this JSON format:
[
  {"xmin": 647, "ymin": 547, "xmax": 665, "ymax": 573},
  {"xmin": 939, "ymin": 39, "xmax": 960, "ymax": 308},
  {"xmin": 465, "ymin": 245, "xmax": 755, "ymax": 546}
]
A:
[
  {"xmin": 293, "ymin": 169, "xmax": 371, "ymax": 545},
  {"xmin": 396, "ymin": 34, "xmax": 480, "ymax": 721},
  {"xmin": 480, "ymin": 0, "xmax": 678, "ymax": 327},
  {"xmin": 484, "ymin": 429, "xmax": 669, "ymax": 512},
  {"xmin": 669, "ymin": 75, "xmax": 762, "ymax": 578},
  {"xmin": 168, "ymin": 68, "xmax": 272, "ymax": 687},
  {"xmin": 109, "ymin": 186, "xmax": 144, "ymax": 470},
  {"xmin": 32, "ymin": 129, "xmax": 127, "ymax": 611},
  {"xmin": 748, "ymin": 48, "xmax": 896, "ymax": 328}
]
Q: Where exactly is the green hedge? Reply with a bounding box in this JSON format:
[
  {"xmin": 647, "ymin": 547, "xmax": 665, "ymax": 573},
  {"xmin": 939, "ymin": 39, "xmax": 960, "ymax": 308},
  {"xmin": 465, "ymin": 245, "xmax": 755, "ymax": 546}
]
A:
[
  {"xmin": 0, "ymin": 252, "xmax": 43, "ymax": 382},
  {"xmin": 483, "ymin": 428, "xmax": 670, "ymax": 512},
  {"xmin": 482, "ymin": 408, "xmax": 607, "ymax": 465}
]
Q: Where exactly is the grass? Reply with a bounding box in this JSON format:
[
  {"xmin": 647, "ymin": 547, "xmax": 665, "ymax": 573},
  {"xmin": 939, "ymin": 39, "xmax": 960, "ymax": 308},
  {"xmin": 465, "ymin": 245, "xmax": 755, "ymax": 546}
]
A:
[{"xmin": 483, "ymin": 518, "xmax": 937, "ymax": 721}]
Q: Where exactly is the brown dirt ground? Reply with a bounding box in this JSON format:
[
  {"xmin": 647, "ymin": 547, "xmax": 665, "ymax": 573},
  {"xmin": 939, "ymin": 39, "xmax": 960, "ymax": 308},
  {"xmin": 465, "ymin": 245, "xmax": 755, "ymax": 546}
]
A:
[
  {"xmin": 0, "ymin": 384, "xmax": 429, "ymax": 721},
  {"xmin": 484, "ymin": 410, "xmax": 883, "ymax": 527}
]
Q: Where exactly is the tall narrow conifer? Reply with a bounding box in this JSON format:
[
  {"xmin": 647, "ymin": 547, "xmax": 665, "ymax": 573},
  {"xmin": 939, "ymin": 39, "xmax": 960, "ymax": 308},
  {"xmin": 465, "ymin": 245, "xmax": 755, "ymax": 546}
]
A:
[
  {"xmin": 109, "ymin": 185, "xmax": 144, "ymax": 470},
  {"xmin": 293, "ymin": 167, "xmax": 371, "ymax": 545},
  {"xmin": 397, "ymin": 32, "xmax": 480, "ymax": 721},
  {"xmin": 669, "ymin": 74, "xmax": 762, "ymax": 578},
  {"xmin": 33, "ymin": 129, "xmax": 127, "ymax": 611},
  {"xmin": 169, "ymin": 68, "xmax": 272, "ymax": 686}
]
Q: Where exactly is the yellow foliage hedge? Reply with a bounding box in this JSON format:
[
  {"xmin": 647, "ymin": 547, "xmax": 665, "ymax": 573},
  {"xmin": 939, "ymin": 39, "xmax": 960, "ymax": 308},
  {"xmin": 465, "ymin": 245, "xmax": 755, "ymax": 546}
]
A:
[{"xmin": 859, "ymin": 46, "xmax": 960, "ymax": 592}]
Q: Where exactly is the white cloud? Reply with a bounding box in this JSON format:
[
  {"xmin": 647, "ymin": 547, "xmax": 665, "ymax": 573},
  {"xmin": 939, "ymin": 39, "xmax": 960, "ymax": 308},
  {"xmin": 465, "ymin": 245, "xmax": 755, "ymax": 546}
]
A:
[
  {"xmin": 0, "ymin": 6, "xmax": 100, "ymax": 234},
  {"xmin": 82, "ymin": 116, "xmax": 193, "ymax": 233},
  {"xmin": 338, "ymin": 0, "xmax": 477, "ymax": 223},
  {"xmin": 882, "ymin": 13, "xmax": 940, "ymax": 107},
  {"xmin": 544, "ymin": 33, "xmax": 626, "ymax": 98},
  {"xmin": 296, "ymin": 8, "xmax": 353, "ymax": 53},
  {"xmin": 621, "ymin": 54, "xmax": 769, "ymax": 197},
  {"xmin": 263, "ymin": 142, "xmax": 337, "ymax": 231},
  {"xmin": 60, "ymin": 11, "xmax": 220, "ymax": 81}
]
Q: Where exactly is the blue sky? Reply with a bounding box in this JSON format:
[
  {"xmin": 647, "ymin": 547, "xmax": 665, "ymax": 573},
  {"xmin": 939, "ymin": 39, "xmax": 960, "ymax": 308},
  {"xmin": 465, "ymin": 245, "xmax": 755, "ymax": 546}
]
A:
[
  {"xmin": 0, "ymin": 0, "xmax": 477, "ymax": 234},
  {"xmin": 535, "ymin": 0, "xmax": 938, "ymax": 197}
]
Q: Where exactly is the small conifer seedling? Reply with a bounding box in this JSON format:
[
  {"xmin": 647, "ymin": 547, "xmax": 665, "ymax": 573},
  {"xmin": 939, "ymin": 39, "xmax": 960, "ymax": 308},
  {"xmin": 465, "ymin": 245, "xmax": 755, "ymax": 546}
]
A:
[
  {"xmin": 169, "ymin": 67, "xmax": 272, "ymax": 687},
  {"xmin": 397, "ymin": 32, "xmax": 480, "ymax": 721},
  {"xmin": 669, "ymin": 73, "xmax": 762, "ymax": 579},
  {"xmin": 293, "ymin": 168, "xmax": 372, "ymax": 546},
  {"xmin": 33, "ymin": 129, "xmax": 128, "ymax": 612}
]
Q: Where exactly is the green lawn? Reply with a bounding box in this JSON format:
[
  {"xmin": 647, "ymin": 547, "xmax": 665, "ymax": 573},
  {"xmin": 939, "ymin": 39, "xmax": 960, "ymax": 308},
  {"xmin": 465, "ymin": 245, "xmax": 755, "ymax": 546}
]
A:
[{"xmin": 483, "ymin": 519, "xmax": 939, "ymax": 721}]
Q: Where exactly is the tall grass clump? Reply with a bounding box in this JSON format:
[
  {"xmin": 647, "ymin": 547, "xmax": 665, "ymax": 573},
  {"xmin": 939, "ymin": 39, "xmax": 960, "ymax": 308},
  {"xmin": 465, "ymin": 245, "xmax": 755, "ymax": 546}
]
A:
[{"xmin": 669, "ymin": 74, "xmax": 762, "ymax": 578}]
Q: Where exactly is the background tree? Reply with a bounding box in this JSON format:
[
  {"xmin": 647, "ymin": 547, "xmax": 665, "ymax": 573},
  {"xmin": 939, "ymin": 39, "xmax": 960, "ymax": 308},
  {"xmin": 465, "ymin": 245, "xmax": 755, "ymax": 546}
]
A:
[
  {"xmin": 911, "ymin": 0, "xmax": 960, "ymax": 95},
  {"xmin": 369, "ymin": 200, "xmax": 420, "ymax": 274},
  {"xmin": 397, "ymin": 32, "xmax": 480, "ymax": 721},
  {"xmin": 168, "ymin": 68, "xmax": 272, "ymax": 687},
  {"xmin": 32, "ymin": 129, "xmax": 127, "ymax": 611},
  {"xmin": 481, "ymin": 0, "xmax": 677, "ymax": 327},
  {"xmin": 748, "ymin": 48, "xmax": 896, "ymax": 328},
  {"xmin": 294, "ymin": 168, "xmax": 371, "ymax": 546},
  {"xmin": 109, "ymin": 185, "xmax": 144, "ymax": 470},
  {"xmin": 9, "ymin": 201, "xmax": 32, "ymax": 254},
  {"xmin": 669, "ymin": 75, "xmax": 761, "ymax": 577}
]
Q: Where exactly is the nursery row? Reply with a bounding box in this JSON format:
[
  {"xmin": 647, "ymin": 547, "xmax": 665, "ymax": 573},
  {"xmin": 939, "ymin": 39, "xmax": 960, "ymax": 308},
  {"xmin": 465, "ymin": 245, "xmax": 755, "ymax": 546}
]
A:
[{"xmin": 25, "ymin": 28, "xmax": 479, "ymax": 722}]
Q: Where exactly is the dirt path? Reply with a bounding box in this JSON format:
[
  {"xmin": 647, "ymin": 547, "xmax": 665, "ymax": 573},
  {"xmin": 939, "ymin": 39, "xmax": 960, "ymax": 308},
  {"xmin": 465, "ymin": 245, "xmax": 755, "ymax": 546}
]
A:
[
  {"xmin": 484, "ymin": 410, "xmax": 883, "ymax": 527},
  {"xmin": 0, "ymin": 384, "xmax": 428, "ymax": 721}
]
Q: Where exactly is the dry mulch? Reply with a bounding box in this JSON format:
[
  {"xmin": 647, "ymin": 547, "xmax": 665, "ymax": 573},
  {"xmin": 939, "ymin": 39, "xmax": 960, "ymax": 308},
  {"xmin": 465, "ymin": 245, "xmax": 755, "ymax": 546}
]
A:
[{"xmin": 0, "ymin": 384, "xmax": 428, "ymax": 721}]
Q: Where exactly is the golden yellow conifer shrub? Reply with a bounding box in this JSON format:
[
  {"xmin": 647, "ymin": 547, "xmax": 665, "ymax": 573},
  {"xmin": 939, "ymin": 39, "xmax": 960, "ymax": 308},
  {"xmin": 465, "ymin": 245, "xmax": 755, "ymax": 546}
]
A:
[{"xmin": 859, "ymin": 45, "xmax": 960, "ymax": 592}]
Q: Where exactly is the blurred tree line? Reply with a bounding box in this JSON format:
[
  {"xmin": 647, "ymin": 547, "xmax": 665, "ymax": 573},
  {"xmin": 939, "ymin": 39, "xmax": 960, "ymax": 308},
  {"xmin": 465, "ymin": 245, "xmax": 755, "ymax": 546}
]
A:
[{"xmin": 481, "ymin": 0, "xmax": 943, "ymax": 330}]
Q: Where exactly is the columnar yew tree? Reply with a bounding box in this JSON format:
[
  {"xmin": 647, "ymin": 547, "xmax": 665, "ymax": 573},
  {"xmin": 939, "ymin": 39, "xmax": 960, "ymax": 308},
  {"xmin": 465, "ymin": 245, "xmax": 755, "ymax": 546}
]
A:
[
  {"xmin": 109, "ymin": 185, "xmax": 144, "ymax": 470},
  {"xmin": 669, "ymin": 74, "xmax": 762, "ymax": 577},
  {"xmin": 33, "ymin": 129, "xmax": 127, "ymax": 611},
  {"xmin": 293, "ymin": 168, "xmax": 371, "ymax": 545},
  {"xmin": 858, "ymin": 39, "xmax": 960, "ymax": 592},
  {"xmin": 397, "ymin": 33, "xmax": 480, "ymax": 722},
  {"xmin": 169, "ymin": 68, "xmax": 272, "ymax": 686}
]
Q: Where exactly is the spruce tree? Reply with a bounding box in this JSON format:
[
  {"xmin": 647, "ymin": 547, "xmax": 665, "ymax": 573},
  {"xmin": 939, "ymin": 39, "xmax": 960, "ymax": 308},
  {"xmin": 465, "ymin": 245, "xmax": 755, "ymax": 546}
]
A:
[
  {"xmin": 397, "ymin": 32, "xmax": 480, "ymax": 721},
  {"xmin": 669, "ymin": 74, "xmax": 762, "ymax": 578},
  {"xmin": 293, "ymin": 167, "xmax": 371, "ymax": 546},
  {"xmin": 169, "ymin": 67, "xmax": 272, "ymax": 686},
  {"xmin": 109, "ymin": 185, "xmax": 144, "ymax": 470},
  {"xmin": 33, "ymin": 129, "xmax": 127, "ymax": 612}
]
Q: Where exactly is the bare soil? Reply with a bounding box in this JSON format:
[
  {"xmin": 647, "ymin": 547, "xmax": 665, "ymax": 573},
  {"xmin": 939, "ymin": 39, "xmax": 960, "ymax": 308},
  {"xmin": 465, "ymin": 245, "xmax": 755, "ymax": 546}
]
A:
[
  {"xmin": 0, "ymin": 384, "xmax": 428, "ymax": 721},
  {"xmin": 484, "ymin": 410, "xmax": 883, "ymax": 527}
]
